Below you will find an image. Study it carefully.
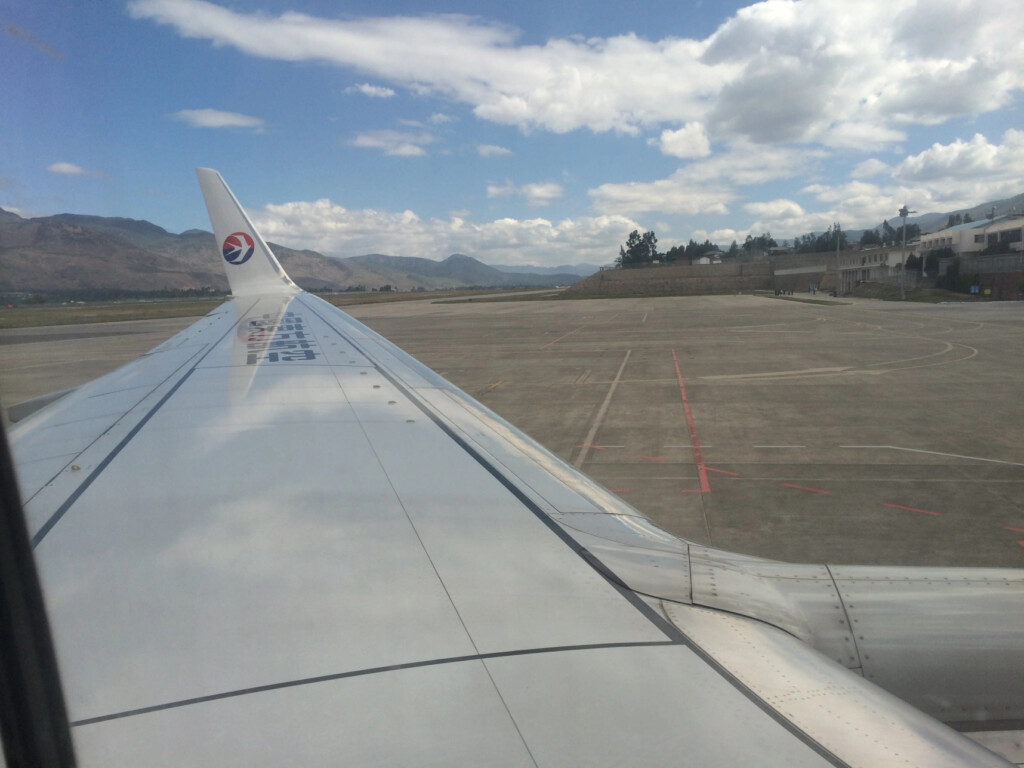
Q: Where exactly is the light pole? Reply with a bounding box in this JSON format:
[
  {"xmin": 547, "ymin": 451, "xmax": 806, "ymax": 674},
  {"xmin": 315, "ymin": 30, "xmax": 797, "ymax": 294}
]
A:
[
  {"xmin": 898, "ymin": 205, "xmax": 916, "ymax": 300},
  {"xmin": 834, "ymin": 221, "xmax": 841, "ymax": 295}
]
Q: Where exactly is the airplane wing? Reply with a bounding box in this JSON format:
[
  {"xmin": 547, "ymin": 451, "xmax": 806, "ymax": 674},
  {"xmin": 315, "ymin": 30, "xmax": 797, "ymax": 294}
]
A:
[{"xmin": 5, "ymin": 169, "xmax": 1022, "ymax": 766}]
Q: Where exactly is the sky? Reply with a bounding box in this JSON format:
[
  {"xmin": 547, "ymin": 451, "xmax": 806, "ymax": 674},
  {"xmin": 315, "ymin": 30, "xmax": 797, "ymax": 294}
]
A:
[{"xmin": 3, "ymin": 0, "xmax": 1024, "ymax": 267}]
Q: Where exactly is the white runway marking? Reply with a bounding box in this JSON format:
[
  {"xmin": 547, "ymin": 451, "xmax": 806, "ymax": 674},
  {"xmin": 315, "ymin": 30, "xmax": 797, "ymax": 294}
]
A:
[
  {"xmin": 573, "ymin": 349, "xmax": 631, "ymax": 469},
  {"xmin": 841, "ymin": 445, "xmax": 1024, "ymax": 467},
  {"xmin": 700, "ymin": 366, "xmax": 851, "ymax": 380},
  {"xmin": 753, "ymin": 445, "xmax": 806, "ymax": 449}
]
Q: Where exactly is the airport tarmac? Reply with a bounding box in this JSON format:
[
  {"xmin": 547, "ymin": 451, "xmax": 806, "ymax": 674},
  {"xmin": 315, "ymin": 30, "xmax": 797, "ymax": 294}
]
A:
[{"xmin": 2, "ymin": 293, "xmax": 1022, "ymax": 568}]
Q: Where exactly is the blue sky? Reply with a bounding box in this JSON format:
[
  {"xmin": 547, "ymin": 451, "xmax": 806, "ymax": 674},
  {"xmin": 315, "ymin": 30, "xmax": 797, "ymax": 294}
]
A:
[{"xmin": 3, "ymin": 0, "xmax": 1023, "ymax": 267}]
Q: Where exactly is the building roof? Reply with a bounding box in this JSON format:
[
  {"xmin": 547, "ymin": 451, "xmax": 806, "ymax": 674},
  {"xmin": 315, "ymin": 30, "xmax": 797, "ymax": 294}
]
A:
[{"xmin": 940, "ymin": 215, "xmax": 1022, "ymax": 233}]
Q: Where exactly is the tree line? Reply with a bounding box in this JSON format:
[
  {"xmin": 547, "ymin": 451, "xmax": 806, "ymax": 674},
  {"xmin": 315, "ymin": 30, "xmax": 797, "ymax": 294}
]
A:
[
  {"xmin": 616, "ymin": 217, "xmax": 946, "ymax": 268},
  {"xmin": 615, "ymin": 229, "xmax": 779, "ymax": 268},
  {"xmin": 857, "ymin": 220, "xmax": 920, "ymax": 248}
]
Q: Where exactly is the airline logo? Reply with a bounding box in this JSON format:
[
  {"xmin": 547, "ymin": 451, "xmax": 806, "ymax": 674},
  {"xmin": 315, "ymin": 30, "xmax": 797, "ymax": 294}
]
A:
[{"xmin": 222, "ymin": 232, "xmax": 255, "ymax": 265}]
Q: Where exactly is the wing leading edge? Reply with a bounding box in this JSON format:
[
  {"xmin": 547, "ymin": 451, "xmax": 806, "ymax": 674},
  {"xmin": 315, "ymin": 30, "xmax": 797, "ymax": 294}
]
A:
[{"xmin": 8, "ymin": 170, "xmax": 1021, "ymax": 767}]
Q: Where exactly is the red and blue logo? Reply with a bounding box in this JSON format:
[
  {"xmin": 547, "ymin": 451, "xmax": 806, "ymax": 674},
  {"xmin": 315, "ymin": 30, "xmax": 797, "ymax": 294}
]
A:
[{"xmin": 222, "ymin": 232, "xmax": 255, "ymax": 265}]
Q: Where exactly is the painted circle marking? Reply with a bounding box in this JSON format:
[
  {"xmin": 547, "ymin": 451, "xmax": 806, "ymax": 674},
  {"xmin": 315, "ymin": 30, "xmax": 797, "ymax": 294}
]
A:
[{"xmin": 222, "ymin": 232, "xmax": 255, "ymax": 265}]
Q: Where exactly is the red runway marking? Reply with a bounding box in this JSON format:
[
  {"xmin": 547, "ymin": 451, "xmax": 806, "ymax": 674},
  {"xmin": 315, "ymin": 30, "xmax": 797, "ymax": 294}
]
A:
[
  {"xmin": 1004, "ymin": 526, "xmax": 1024, "ymax": 533},
  {"xmin": 1018, "ymin": 541, "xmax": 1024, "ymax": 548},
  {"xmin": 881, "ymin": 502, "xmax": 940, "ymax": 516},
  {"xmin": 707, "ymin": 467, "xmax": 740, "ymax": 476},
  {"xmin": 672, "ymin": 350, "xmax": 710, "ymax": 494},
  {"xmin": 781, "ymin": 482, "xmax": 830, "ymax": 495},
  {"xmin": 636, "ymin": 453, "xmax": 667, "ymax": 463}
]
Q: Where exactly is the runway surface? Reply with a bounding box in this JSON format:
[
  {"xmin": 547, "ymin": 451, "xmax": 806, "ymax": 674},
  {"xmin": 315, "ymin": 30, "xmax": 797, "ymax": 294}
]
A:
[{"xmin": 3, "ymin": 293, "xmax": 1022, "ymax": 567}]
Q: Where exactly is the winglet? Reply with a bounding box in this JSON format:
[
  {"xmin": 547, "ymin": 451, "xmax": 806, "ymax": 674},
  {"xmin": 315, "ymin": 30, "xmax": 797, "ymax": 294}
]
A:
[{"xmin": 196, "ymin": 168, "xmax": 300, "ymax": 297}]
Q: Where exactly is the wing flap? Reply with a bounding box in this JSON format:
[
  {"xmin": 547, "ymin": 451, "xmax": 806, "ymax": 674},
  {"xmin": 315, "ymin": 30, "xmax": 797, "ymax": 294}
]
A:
[{"xmin": 665, "ymin": 603, "xmax": 1012, "ymax": 767}]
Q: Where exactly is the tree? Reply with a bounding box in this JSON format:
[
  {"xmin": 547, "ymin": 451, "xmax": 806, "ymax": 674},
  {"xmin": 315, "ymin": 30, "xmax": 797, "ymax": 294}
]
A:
[
  {"xmin": 616, "ymin": 229, "xmax": 658, "ymax": 268},
  {"xmin": 893, "ymin": 223, "xmax": 920, "ymax": 245},
  {"xmin": 643, "ymin": 230, "xmax": 658, "ymax": 261},
  {"xmin": 860, "ymin": 229, "xmax": 881, "ymax": 246},
  {"xmin": 795, "ymin": 224, "xmax": 846, "ymax": 253},
  {"xmin": 937, "ymin": 257, "xmax": 963, "ymax": 292},
  {"xmin": 684, "ymin": 238, "xmax": 718, "ymax": 263},
  {"xmin": 664, "ymin": 244, "xmax": 685, "ymax": 263},
  {"xmin": 728, "ymin": 240, "xmax": 739, "ymax": 256},
  {"xmin": 742, "ymin": 232, "xmax": 777, "ymax": 253},
  {"xmin": 881, "ymin": 219, "xmax": 896, "ymax": 246},
  {"xmin": 822, "ymin": 223, "xmax": 847, "ymax": 252},
  {"xmin": 924, "ymin": 250, "xmax": 945, "ymax": 275}
]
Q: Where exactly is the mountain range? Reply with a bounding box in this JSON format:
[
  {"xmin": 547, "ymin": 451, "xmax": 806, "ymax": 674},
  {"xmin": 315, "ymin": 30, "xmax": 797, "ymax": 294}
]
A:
[
  {"xmin": 4, "ymin": 190, "xmax": 1020, "ymax": 297},
  {"xmin": 0, "ymin": 210, "xmax": 589, "ymax": 296}
]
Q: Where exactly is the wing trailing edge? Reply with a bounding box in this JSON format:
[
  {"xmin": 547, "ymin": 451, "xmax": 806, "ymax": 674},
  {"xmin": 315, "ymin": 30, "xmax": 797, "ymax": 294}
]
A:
[{"xmin": 196, "ymin": 168, "xmax": 299, "ymax": 297}]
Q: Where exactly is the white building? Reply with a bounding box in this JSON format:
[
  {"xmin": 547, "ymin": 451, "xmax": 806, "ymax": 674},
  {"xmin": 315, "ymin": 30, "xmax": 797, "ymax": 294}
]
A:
[
  {"xmin": 919, "ymin": 215, "xmax": 1024, "ymax": 256},
  {"xmin": 835, "ymin": 246, "xmax": 910, "ymax": 293}
]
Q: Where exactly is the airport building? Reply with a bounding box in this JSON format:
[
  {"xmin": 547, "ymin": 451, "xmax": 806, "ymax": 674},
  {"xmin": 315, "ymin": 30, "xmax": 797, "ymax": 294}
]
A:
[
  {"xmin": 834, "ymin": 246, "xmax": 910, "ymax": 294},
  {"xmin": 919, "ymin": 215, "xmax": 1024, "ymax": 256}
]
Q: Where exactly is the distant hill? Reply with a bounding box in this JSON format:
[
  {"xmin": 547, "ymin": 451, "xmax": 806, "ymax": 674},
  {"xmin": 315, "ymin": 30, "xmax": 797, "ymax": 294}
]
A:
[
  {"xmin": 490, "ymin": 262, "xmax": 602, "ymax": 277},
  {"xmin": 346, "ymin": 253, "xmax": 581, "ymax": 289},
  {"xmin": 0, "ymin": 209, "xmax": 584, "ymax": 295},
  {"xmin": 917, "ymin": 192, "xmax": 1024, "ymax": 232}
]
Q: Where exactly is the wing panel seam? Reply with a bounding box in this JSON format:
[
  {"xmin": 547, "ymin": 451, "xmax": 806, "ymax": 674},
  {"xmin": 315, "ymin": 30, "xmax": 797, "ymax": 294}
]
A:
[
  {"xmin": 70, "ymin": 641, "xmax": 678, "ymax": 727},
  {"xmin": 31, "ymin": 299, "xmax": 257, "ymax": 548}
]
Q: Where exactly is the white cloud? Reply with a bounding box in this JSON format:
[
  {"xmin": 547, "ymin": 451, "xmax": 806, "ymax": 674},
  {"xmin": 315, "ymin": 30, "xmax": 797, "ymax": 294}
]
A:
[
  {"xmin": 428, "ymin": 113, "xmax": 454, "ymax": 125},
  {"xmin": 477, "ymin": 144, "xmax": 512, "ymax": 157},
  {"xmin": 690, "ymin": 228, "xmax": 744, "ymax": 244},
  {"xmin": 131, "ymin": 0, "xmax": 1024, "ymax": 145},
  {"xmin": 47, "ymin": 162, "xmax": 87, "ymax": 175},
  {"xmin": 652, "ymin": 123, "xmax": 711, "ymax": 158},
  {"xmin": 782, "ymin": 131, "xmax": 1024, "ymax": 231},
  {"xmin": 743, "ymin": 199, "xmax": 804, "ymax": 220},
  {"xmin": 486, "ymin": 182, "xmax": 516, "ymax": 198},
  {"xmin": 589, "ymin": 175, "xmax": 732, "ymax": 218},
  {"xmin": 589, "ymin": 143, "xmax": 824, "ymax": 216},
  {"xmin": 487, "ymin": 180, "xmax": 563, "ymax": 206},
  {"xmin": 851, "ymin": 159, "xmax": 890, "ymax": 179},
  {"xmin": 347, "ymin": 83, "xmax": 395, "ymax": 98},
  {"xmin": 820, "ymin": 123, "xmax": 905, "ymax": 151},
  {"xmin": 890, "ymin": 130, "xmax": 1024, "ymax": 210},
  {"xmin": 129, "ymin": 0, "xmax": 1024, "ymax": 244},
  {"xmin": 351, "ymin": 129, "xmax": 435, "ymax": 156},
  {"xmin": 896, "ymin": 130, "xmax": 1024, "ymax": 184},
  {"xmin": 172, "ymin": 108, "xmax": 264, "ymax": 130},
  {"xmin": 520, "ymin": 182, "xmax": 564, "ymax": 206},
  {"xmin": 250, "ymin": 198, "xmax": 638, "ymax": 267}
]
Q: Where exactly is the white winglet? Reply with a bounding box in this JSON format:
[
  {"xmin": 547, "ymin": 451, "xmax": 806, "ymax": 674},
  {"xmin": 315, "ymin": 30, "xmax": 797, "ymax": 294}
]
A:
[{"xmin": 196, "ymin": 168, "xmax": 300, "ymax": 297}]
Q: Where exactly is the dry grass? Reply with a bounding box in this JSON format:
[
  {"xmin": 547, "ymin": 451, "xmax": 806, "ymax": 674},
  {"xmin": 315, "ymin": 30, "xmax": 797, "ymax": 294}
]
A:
[
  {"xmin": 0, "ymin": 299, "xmax": 227, "ymax": 329},
  {"xmin": 0, "ymin": 289, "xmax": 537, "ymax": 329}
]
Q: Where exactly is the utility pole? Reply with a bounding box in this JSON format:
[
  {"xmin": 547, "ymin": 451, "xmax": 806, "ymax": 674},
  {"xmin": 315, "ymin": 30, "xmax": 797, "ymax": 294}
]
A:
[
  {"xmin": 898, "ymin": 205, "xmax": 916, "ymax": 300},
  {"xmin": 835, "ymin": 222, "xmax": 841, "ymax": 296}
]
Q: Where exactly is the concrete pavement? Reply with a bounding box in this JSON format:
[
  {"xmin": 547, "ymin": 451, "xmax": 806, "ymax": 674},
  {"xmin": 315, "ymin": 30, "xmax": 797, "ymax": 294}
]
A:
[{"xmin": 3, "ymin": 294, "xmax": 1022, "ymax": 567}]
